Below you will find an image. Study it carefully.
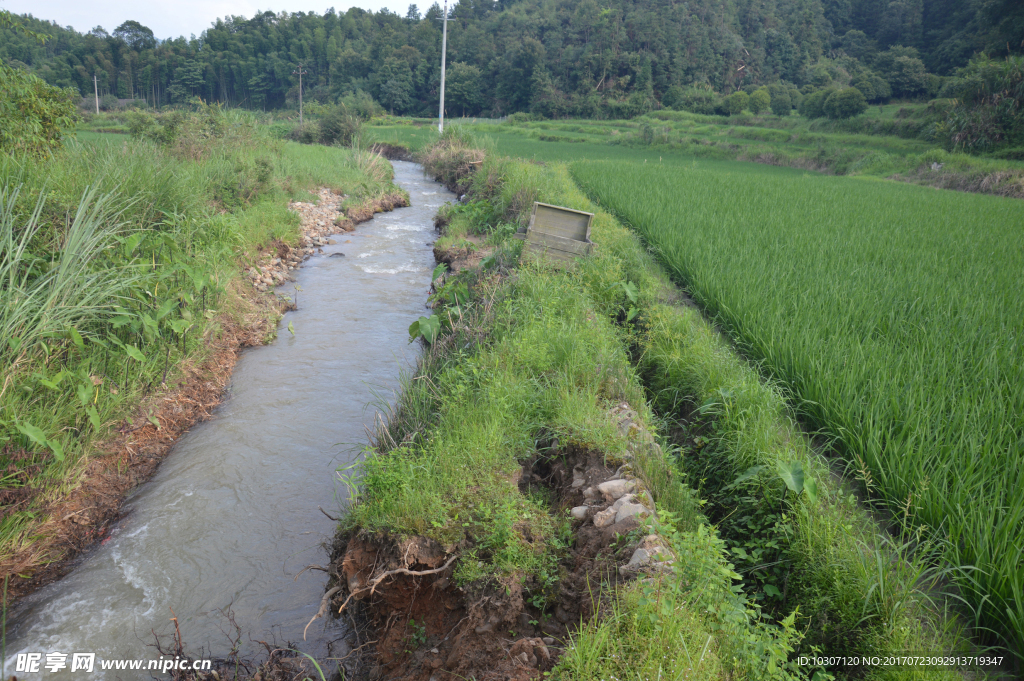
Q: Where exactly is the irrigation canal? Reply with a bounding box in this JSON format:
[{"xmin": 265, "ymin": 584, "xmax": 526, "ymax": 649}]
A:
[{"xmin": 4, "ymin": 161, "xmax": 452, "ymax": 678}]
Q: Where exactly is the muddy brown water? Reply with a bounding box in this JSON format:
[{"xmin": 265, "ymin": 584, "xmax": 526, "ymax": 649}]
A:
[{"xmin": 4, "ymin": 162, "xmax": 453, "ymax": 678}]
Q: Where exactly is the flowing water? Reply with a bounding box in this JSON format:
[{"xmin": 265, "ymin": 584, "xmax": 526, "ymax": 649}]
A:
[{"xmin": 4, "ymin": 161, "xmax": 452, "ymax": 678}]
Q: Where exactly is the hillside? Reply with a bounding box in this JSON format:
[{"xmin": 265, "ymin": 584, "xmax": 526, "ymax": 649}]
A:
[{"xmin": 2, "ymin": 0, "xmax": 1021, "ymax": 118}]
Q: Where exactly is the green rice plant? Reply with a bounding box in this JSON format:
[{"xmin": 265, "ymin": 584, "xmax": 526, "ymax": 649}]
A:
[{"xmin": 570, "ymin": 158, "xmax": 1024, "ymax": 659}]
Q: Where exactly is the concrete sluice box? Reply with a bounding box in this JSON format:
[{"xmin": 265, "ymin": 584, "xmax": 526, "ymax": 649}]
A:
[{"xmin": 514, "ymin": 202, "xmax": 595, "ymax": 266}]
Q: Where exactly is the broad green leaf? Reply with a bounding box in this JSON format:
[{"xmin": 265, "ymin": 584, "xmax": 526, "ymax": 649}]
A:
[
  {"xmin": 38, "ymin": 370, "xmax": 67, "ymax": 390},
  {"xmin": 431, "ymin": 263, "xmax": 447, "ymax": 281},
  {"xmin": 287, "ymin": 321, "xmax": 295, "ymax": 336},
  {"xmin": 122, "ymin": 232, "xmax": 146, "ymax": 258},
  {"xmin": 76, "ymin": 381, "xmax": 92, "ymax": 406},
  {"xmin": 47, "ymin": 438, "xmax": 64, "ymax": 461},
  {"xmin": 168, "ymin": 319, "xmax": 190, "ymax": 334},
  {"xmin": 15, "ymin": 422, "xmax": 48, "ymax": 448},
  {"xmin": 804, "ymin": 476, "xmax": 819, "ymax": 505},
  {"xmin": 778, "ymin": 460, "xmax": 804, "ymax": 494},
  {"xmin": 123, "ymin": 344, "xmax": 145, "ymax": 362},
  {"xmin": 408, "ymin": 319, "xmax": 421, "ymax": 340},
  {"xmin": 86, "ymin": 406, "xmax": 102, "ymax": 431},
  {"xmin": 726, "ymin": 465, "xmax": 765, "ymax": 489},
  {"xmin": 67, "ymin": 326, "xmax": 84, "ymax": 350},
  {"xmin": 156, "ymin": 298, "xmax": 178, "ymax": 320},
  {"xmin": 622, "ymin": 281, "xmax": 638, "ymax": 304},
  {"xmin": 418, "ymin": 315, "xmax": 441, "ymax": 344},
  {"xmin": 763, "ymin": 584, "xmax": 782, "ymax": 599}
]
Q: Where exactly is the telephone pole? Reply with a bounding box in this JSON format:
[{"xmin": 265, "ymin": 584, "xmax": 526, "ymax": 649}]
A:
[
  {"xmin": 293, "ymin": 64, "xmax": 307, "ymax": 125},
  {"xmin": 94, "ymin": 73, "xmax": 99, "ymax": 114},
  {"xmin": 438, "ymin": 0, "xmax": 448, "ymax": 133}
]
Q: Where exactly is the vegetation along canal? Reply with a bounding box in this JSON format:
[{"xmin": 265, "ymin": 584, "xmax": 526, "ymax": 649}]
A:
[{"xmin": 3, "ymin": 161, "xmax": 452, "ymax": 676}]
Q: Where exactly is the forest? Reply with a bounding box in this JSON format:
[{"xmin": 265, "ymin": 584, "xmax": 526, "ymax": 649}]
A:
[{"xmin": 1, "ymin": 0, "xmax": 1022, "ymax": 120}]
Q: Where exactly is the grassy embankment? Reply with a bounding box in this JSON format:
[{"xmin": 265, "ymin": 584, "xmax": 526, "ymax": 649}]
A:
[
  {"xmin": 332, "ymin": 127, "xmax": 981, "ymax": 680},
  {"xmin": 0, "ymin": 108, "xmax": 401, "ymax": 593},
  {"xmin": 570, "ymin": 160, "xmax": 1024, "ymax": 662}
]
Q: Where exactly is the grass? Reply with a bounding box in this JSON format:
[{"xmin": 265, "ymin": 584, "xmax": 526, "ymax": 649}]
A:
[
  {"xmin": 569, "ymin": 158, "xmax": 1024, "ymax": 660},
  {"xmin": 360, "ymin": 105, "xmax": 1024, "ymax": 197},
  {"xmin": 336, "ymin": 126, "xmax": 980, "ymax": 679},
  {"xmin": 473, "ymin": 141, "xmax": 970, "ymax": 677},
  {"xmin": 0, "ymin": 110, "xmax": 398, "ymax": 581}
]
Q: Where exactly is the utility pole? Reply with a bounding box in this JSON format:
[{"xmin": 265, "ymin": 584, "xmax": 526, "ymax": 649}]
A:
[
  {"xmin": 293, "ymin": 64, "xmax": 307, "ymax": 125},
  {"xmin": 94, "ymin": 73, "xmax": 99, "ymax": 114},
  {"xmin": 438, "ymin": 0, "xmax": 448, "ymax": 133}
]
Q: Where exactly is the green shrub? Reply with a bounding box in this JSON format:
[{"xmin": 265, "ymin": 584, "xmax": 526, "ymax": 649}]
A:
[
  {"xmin": 823, "ymin": 87, "xmax": 868, "ymax": 119},
  {"xmin": 124, "ymin": 110, "xmax": 156, "ymax": 138},
  {"xmin": 0, "ymin": 63, "xmax": 79, "ymax": 158},
  {"xmin": 770, "ymin": 90, "xmax": 792, "ymax": 116},
  {"xmin": 749, "ymin": 87, "xmax": 771, "ymax": 114},
  {"xmin": 318, "ymin": 106, "xmax": 361, "ymax": 146},
  {"xmin": 725, "ymin": 90, "xmax": 749, "ymax": 116},
  {"xmin": 799, "ymin": 88, "xmax": 833, "ymax": 119}
]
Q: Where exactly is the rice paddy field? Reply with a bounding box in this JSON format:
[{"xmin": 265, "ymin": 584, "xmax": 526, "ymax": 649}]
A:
[{"xmin": 568, "ymin": 159, "xmax": 1024, "ymax": 657}]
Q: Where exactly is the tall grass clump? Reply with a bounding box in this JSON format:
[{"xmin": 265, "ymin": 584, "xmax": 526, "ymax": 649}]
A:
[
  {"xmin": 570, "ymin": 159, "xmax": 1024, "ymax": 659},
  {"xmin": 1, "ymin": 186, "xmax": 140, "ymax": 381}
]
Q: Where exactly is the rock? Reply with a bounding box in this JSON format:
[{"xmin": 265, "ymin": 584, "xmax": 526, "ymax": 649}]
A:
[
  {"xmin": 329, "ymin": 252, "xmax": 346, "ymax": 258},
  {"xmin": 619, "ymin": 535, "xmax": 675, "ymax": 577},
  {"xmin": 554, "ymin": 605, "xmax": 572, "ymax": 624},
  {"xmin": 542, "ymin": 637, "xmax": 555, "ymax": 646},
  {"xmin": 598, "ymin": 478, "xmax": 635, "ymax": 502},
  {"xmin": 474, "ymin": 622, "xmax": 494, "ymax": 634},
  {"xmin": 570, "ymin": 506, "xmax": 590, "ymax": 520},
  {"xmin": 327, "ymin": 238, "xmax": 337, "ymax": 245},
  {"xmin": 625, "ymin": 548, "xmax": 651, "ymax": 570},
  {"xmin": 614, "ymin": 501, "xmax": 650, "ymax": 524},
  {"xmin": 593, "ymin": 507, "xmax": 616, "ymax": 528},
  {"xmin": 582, "ymin": 486, "xmax": 599, "ymax": 501}
]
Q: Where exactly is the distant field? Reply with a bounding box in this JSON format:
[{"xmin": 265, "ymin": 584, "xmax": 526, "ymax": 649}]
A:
[{"xmin": 570, "ymin": 159, "xmax": 1024, "ymax": 655}]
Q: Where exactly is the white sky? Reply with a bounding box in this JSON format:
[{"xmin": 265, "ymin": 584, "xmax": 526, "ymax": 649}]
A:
[{"xmin": 2, "ymin": 0, "xmax": 415, "ymax": 40}]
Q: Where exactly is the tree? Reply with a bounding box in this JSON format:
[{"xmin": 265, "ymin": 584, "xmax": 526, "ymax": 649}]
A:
[
  {"xmin": 749, "ymin": 87, "xmax": 771, "ymax": 114},
  {"xmin": 799, "ymin": 88, "xmax": 834, "ymax": 118},
  {"xmin": 113, "ymin": 20, "xmax": 156, "ymax": 51},
  {"xmin": 445, "ymin": 62, "xmax": 483, "ymax": 116},
  {"xmin": 770, "ymin": 89, "xmax": 792, "ymax": 115},
  {"xmin": 873, "ymin": 46, "xmax": 928, "ymax": 98},
  {"xmin": 823, "ymin": 87, "xmax": 868, "ymax": 118},
  {"xmin": 496, "ymin": 38, "xmax": 545, "ymax": 113},
  {"xmin": 887, "ymin": 55, "xmax": 928, "ymax": 98},
  {"xmin": 376, "ymin": 56, "xmax": 413, "ymax": 113},
  {"xmin": 726, "ymin": 90, "xmax": 749, "ymax": 115},
  {"xmin": 841, "ymin": 30, "xmax": 872, "ymax": 59}
]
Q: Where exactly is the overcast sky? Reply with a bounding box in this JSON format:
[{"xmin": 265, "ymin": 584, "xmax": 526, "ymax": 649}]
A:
[{"xmin": 3, "ymin": 0, "xmax": 417, "ymax": 40}]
